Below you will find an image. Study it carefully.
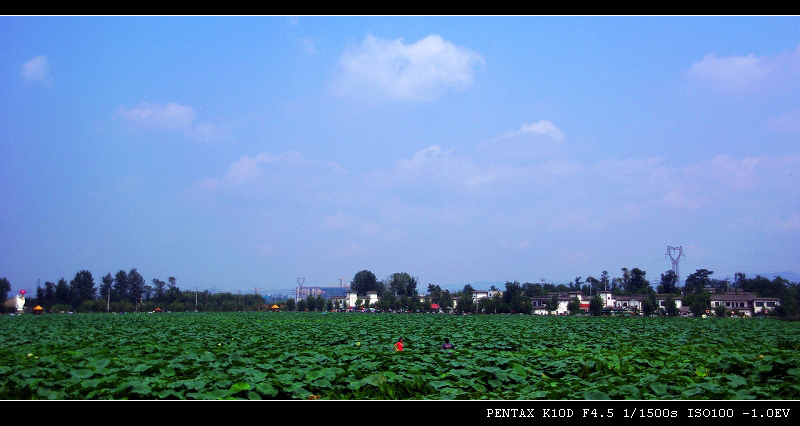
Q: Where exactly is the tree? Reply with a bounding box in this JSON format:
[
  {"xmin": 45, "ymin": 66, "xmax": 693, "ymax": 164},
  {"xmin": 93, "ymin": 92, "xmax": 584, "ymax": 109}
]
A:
[
  {"xmin": 642, "ymin": 294, "xmax": 658, "ymax": 316},
  {"xmin": 664, "ymin": 294, "xmax": 679, "ymax": 316},
  {"xmin": 351, "ymin": 270, "xmax": 379, "ymax": 296},
  {"xmin": 571, "ymin": 277, "xmax": 583, "ymax": 292},
  {"xmin": 166, "ymin": 277, "xmax": 181, "ymax": 302},
  {"xmin": 684, "ymin": 269, "xmax": 713, "ymax": 295},
  {"xmin": 545, "ymin": 294, "xmax": 559, "ymax": 314},
  {"xmin": 600, "ymin": 270, "xmax": 610, "ymax": 292},
  {"xmin": 503, "ymin": 281, "xmax": 531, "ymax": 313},
  {"xmin": 100, "ymin": 273, "xmax": 113, "ymax": 308},
  {"xmin": 114, "ymin": 270, "xmax": 129, "ymax": 301},
  {"xmin": 589, "ymin": 294, "xmax": 604, "ymax": 316},
  {"xmin": 152, "ymin": 278, "xmax": 166, "ymax": 302},
  {"xmin": 567, "ymin": 297, "xmax": 581, "ymax": 315},
  {"xmin": 127, "ymin": 268, "xmax": 145, "ymax": 305},
  {"xmin": 388, "ymin": 272, "xmax": 418, "ymax": 299},
  {"xmin": 70, "ymin": 270, "xmax": 96, "ymax": 305},
  {"xmin": 0, "ymin": 277, "xmax": 10, "ymax": 304},
  {"xmin": 629, "ymin": 268, "xmax": 651, "ymax": 294},
  {"xmin": 55, "ymin": 278, "xmax": 71, "ymax": 306},
  {"xmin": 585, "ymin": 276, "xmax": 599, "ymax": 295},
  {"xmin": 657, "ymin": 270, "xmax": 679, "ymax": 294},
  {"xmin": 305, "ymin": 294, "xmax": 317, "ymax": 311},
  {"xmin": 620, "ymin": 268, "xmax": 631, "ymax": 293}
]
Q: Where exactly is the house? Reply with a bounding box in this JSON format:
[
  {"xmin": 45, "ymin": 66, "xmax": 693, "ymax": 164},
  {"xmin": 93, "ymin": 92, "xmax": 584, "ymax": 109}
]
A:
[
  {"xmin": 332, "ymin": 290, "xmax": 381, "ymax": 310},
  {"xmin": 529, "ymin": 291, "xmax": 686, "ymax": 315},
  {"xmin": 710, "ymin": 291, "xmax": 781, "ymax": 317}
]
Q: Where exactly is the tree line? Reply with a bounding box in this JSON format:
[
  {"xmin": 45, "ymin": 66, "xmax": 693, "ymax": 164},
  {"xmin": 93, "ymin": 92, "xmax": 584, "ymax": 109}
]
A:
[
  {"xmin": 319, "ymin": 267, "xmax": 800, "ymax": 319},
  {"xmin": 1, "ymin": 269, "xmax": 267, "ymax": 313},
  {"xmin": 4, "ymin": 265, "xmax": 799, "ymax": 319}
]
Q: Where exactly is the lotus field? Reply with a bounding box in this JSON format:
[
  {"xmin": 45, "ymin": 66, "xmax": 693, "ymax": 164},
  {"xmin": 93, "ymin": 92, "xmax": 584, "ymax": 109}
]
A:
[{"xmin": 1, "ymin": 311, "xmax": 799, "ymax": 400}]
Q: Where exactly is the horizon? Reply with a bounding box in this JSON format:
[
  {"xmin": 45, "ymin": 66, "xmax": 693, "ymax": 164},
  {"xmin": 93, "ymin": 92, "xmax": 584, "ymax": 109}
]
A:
[{"xmin": 2, "ymin": 16, "xmax": 799, "ymax": 298}]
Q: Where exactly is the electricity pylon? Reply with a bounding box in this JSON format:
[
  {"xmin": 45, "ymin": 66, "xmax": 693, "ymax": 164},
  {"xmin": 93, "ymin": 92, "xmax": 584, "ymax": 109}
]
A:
[{"xmin": 665, "ymin": 246, "xmax": 685, "ymax": 282}]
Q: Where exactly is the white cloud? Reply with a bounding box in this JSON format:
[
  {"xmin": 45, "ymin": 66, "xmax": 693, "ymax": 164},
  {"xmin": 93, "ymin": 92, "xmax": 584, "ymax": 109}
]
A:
[
  {"xmin": 768, "ymin": 110, "xmax": 800, "ymax": 133},
  {"xmin": 485, "ymin": 120, "xmax": 567, "ymax": 163},
  {"xmin": 117, "ymin": 102, "xmax": 197, "ymax": 131},
  {"xmin": 686, "ymin": 44, "xmax": 800, "ymax": 93},
  {"xmin": 116, "ymin": 102, "xmax": 227, "ymax": 143},
  {"xmin": 494, "ymin": 120, "xmax": 566, "ymax": 143},
  {"xmin": 192, "ymin": 151, "xmax": 303, "ymax": 195},
  {"xmin": 333, "ymin": 34, "xmax": 484, "ymax": 102},
  {"xmin": 226, "ymin": 153, "xmax": 283, "ymax": 185},
  {"xmin": 22, "ymin": 56, "xmax": 50, "ymax": 84}
]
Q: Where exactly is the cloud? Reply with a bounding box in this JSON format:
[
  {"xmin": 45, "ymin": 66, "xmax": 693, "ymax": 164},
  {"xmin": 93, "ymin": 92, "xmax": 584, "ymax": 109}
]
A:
[
  {"xmin": 116, "ymin": 102, "xmax": 226, "ymax": 142},
  {"xmin": 117, "ymin": 102, "xmax": 197, "ymax": 131},
  {"xmin": 196, "ymin": 152, "xmax": 297, "ymax": 193},
  {"xmin": 22, "ymin": 56, "xmax": 50, "ymax": 85},
  {"xmin": 686, "ymin": 44, "xmax": 800, "ymax": 93},
  {"xmin": 493, "ymin": 120, "xmax": 566, "ymax": 143},
  {"xmin": 226, "ymin": 153, "xmax": 284, "ymax": 185},
  {"xmin": 485, "ymin": 120, "xmax": 567, "ymax": 163},
  {"xmin": 768, "ymin": 110, "xmax": 800, "ymax": 134},
  {"xmin": 332, "ymin": 34, "xmax": 484, "ymax": 102}
]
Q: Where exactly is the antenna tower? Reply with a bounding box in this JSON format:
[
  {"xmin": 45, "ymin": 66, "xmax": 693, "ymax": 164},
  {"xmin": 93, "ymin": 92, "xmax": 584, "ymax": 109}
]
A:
[{"xmin": 665, "ymin": 246, "xmax": 685, "ymax": 281}]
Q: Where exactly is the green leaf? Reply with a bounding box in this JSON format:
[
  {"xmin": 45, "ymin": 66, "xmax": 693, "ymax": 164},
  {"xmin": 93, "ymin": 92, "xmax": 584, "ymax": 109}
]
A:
[
  {"xmin": 230, "ymin": 382, "xmax": 251, "ymax": 392},
  {"xmin": 71, "ymin": 369, "xmax": 94, "ymax": 379}
]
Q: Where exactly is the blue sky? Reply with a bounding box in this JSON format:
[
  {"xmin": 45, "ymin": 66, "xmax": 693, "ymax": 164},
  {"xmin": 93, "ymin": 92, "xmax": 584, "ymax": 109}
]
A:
[{"xmin": 2, "ymin": 16, "xmax": 799, "ymax": 297}]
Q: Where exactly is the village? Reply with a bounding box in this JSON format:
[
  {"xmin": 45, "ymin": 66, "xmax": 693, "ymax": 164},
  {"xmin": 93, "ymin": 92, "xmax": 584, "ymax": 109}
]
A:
[{"xmin": 317, "ymin": 287, "xmax": 782, "ymax": 317}]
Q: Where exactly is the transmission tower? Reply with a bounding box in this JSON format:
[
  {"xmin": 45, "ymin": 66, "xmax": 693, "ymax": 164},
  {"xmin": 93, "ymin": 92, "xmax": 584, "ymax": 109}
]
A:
[{"xmin": 665, "ymin": 246, "xmax": 685, "ymax": 281}]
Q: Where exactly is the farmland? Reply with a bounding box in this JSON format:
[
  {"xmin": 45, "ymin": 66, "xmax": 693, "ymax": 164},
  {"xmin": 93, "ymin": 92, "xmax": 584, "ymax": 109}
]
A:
[{"xmin": 1, "ymin": 312, "xmax": 799, "ymax": 400}]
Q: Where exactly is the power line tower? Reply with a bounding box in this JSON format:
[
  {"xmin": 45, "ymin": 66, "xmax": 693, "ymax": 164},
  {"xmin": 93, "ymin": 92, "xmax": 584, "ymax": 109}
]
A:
[{"xmin": 665, "ymin": 246, "xmax": 685, "ymax": 282}]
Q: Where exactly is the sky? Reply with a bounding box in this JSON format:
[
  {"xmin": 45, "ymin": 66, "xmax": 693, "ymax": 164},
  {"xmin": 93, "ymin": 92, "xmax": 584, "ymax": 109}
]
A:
[{"xmin": 2, "ymin": 16, "xmax": 799, "ymax": 297}]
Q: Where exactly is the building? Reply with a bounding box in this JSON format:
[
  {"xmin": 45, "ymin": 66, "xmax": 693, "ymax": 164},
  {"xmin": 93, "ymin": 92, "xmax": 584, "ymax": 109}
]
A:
[{"xmin": 710, "ymin": 291, "xmax": 781, "ymax": 317}]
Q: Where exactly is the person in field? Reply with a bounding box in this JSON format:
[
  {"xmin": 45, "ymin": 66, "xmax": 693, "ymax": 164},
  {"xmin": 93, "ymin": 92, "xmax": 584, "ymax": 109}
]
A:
[
  {"xmin": 394, "ymin": 337, "xmax": 404, "ymax": 352},
  {"xmin": 441, "ymin": 338, "xmax": 454, "ymax": 351}
]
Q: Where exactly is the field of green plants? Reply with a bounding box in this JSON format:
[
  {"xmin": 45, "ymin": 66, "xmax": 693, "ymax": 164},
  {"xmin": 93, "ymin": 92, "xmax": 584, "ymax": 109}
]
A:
[{"xmin": 1, "ymin": 311, "xmax": 799, "ymax": 400}]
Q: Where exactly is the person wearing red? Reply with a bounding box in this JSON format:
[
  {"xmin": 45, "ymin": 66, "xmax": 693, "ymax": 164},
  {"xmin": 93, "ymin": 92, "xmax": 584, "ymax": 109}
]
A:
[{"xmin": 394, "ymin": 337, "xmax": 404, "ymax": 352}]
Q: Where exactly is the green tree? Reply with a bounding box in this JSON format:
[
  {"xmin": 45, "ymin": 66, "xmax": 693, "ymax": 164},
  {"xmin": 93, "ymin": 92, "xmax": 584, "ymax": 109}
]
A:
[
  {"xmin": 99, "ymin": 273, "xmax": 113, "ymax": 308},
  {"xmin": 152, "ymin": 278, "xmax": 166, "ymax": 302},
  {"xmin": 658, "ymin": 270, "xmax": 679, "ymax": 294},
  {"xmin": 629, "ymin": 268, "xmax": 651, "ymax": 294},
  {"xmin": 503, "ymin": 281, "xmax": 531, "ymax": 313},
  {"xmin": 642, "ymin": 294, "xmax": 658, "ymax": 316},
  {"xmin": 664, "ymin": 294, "xmax": 679, "ymax": 316},
  {"xmin": 388, "ymin": 272, "xmax": 418, "ymax": 299},
  {"xmin": 166, "ymin": 277, "xmax": 181, "ymax": 303},
  {"xmin": 600, "ymin": 270, "xmax": 610, "ymax": 292},
  {"xmin": 567, "ymin": 297, "xmax": 581, "ymax": 315},
  {"xmin": 55, "ymin": 278, "xmax": 71, "ymax": 307},
  {"xmin": 127, "ymin": 268, "xmax": 145, "ymax": 305},
  {"xmin": 620, "ymin": 268, "xmax": 631, "ymax": 293},
  {"xmin": 589, "ymin": 294, "xmax": 604, "ymax": 316},
  {"xmin": 70, "ymin": 270, "xmax": 96, "ymax": 305},
  {"xmin": 545, "ymin": 294, "xmax": 559, "ymax": 314},
  {"xmin": 0, "ymin": 277, "xmax": 10, "ymax": 305},
  {"xmin": 351, "ymin": 270, "xmax": 379, "ymax": 296},
  {"xmin": 684, "ymin": 269, "xmax": 713, "ymax": 295},
  {"xmin": 113, "ymin": 270, "xmax": 129, "ymax": 301}
]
